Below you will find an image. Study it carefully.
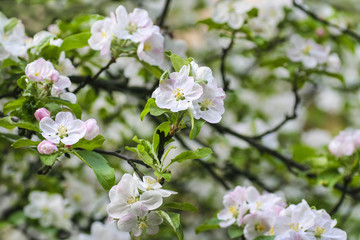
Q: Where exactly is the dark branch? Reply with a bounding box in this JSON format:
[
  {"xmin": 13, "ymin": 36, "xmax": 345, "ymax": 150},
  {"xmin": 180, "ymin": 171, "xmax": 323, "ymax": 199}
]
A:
[
  {"xmin": 158, "ymin": 0, "xmax": 172, "ymax": 28},
  {"xmin": 221, "ymin": 32, "xmax": 236, "ymax": 91},
  {"xmin": 293, "ymin": 0, "xmax": 360, "ymax": 42},
  {"xmin": 73, "ymin": 57, "xmax": 116, "ymax": 94},
  {"xmin": 251, "ymin": 82, "xmax": 301, "ymax": 140},
  {"xmin": 331, "ymin": 177, "xmax": 352, "ymax": 215}
]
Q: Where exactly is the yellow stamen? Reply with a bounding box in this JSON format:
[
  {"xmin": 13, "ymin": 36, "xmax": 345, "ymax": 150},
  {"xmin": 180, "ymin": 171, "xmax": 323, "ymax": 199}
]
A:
[
  {"xmin": 314, "ymin": 226, "xmax": 326, "ymax": 238},
  {"xmin": 126, "ymin": 22, "xmax": 138, "ymax": 34},
  {"xmin": 34, "ymin": 72, "xmax": 40, "ymax": 76},
  {"xmin": 199, "ymin": 98, "xmax": 213, "ymax": 111},
  {"xmin": 173, "ymin": 88, "xmax": 185, "ymax": 101},
  {"xmin": 270, "ymin": 226, "xmax": 274, "ymax": 236},
  {"xmin": 290, "ymin": 223, "xmax": 299, "ymax": 232},
  {"xmin": 255, "ymin": 223, "xmax": 266, "ymax": 233},
  {"xmin": 303, "ymin": 45, "xmax": 312, "ymax": 54},
  {"xmin": 126, "ymin": 196, "xmax": 136, "ymax": 204},
  {"xmin": 58, "ymin": 125, "xmax": 67, "ymax": 137},
  {"xmin": 144, "ymin": 41, "xmax": 152, "ymax": 52},
  {"xmin": 138, "ymin": 221, "xmax": 148, "ymax": 230},
  {"xmin": 229, "ymin": 206, "xmax": 238, "ymax": 215},
  {"xmin": 101, "ymin": 30, "xmax": 107, "ymax": 38}
]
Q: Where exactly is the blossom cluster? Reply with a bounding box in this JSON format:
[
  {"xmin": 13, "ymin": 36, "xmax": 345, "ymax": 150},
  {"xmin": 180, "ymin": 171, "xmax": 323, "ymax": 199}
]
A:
[
  {"xmin": 25, "ymin": 58, "xmax": 76, "ymax": 103},
  {"xmin": 24, "ymin": 191, "xmax": 73, "ymax": 230},
  {"xmin": 328, "ymin": 129, "xmax": 360, "ymax": 157},
  {"xmin": 218, "ymin": 186, "xmax": 346, "ymax": 240},
  {"xmin": 287, "ymin": 35, "xmax": 341, "ymax": 70},
  {"xmin": 88, "ymin": 5, "xmax": 164, "ymax": 66},
  {"xmin": 152, "ymin": 61, "xmax": 226, "ymax": 123},
  {"xmin": 37, "ymin": 110, "xmax": 99, "ymax": 154},
  {"xmin": 212, "ymin": 0, "xmax": 291, "ymax": 38},
  {"xmin": 107, "ymin": 173, "xmax": 176, "ymax": 237}
]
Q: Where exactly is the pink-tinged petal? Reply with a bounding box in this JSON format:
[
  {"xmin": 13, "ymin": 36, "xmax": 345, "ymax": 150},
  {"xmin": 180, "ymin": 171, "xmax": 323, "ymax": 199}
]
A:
[
  {"xmin": 60, "ymin": 92, "xmax": 77, "ymax": 103},
  {"xmin": 61, "ymin": 119, "xmax": 86, "ymax": 145},
  {"xmin": 147, "ymin": 211, "xmax": 163, "ymax": 226},
  {"xmin": 196, "ymin": 66, "xmax": 213, "ymax": 83},
  {"xmin": 246, "ymin": 186, "xmax": 260, "ymax": 202},
  {"xmin": 217, "ymin": 208, "xmax": 233, "ymax": 221},
  {"xmin": 117, "ymin": 214, "xmax": 137, "ymax": 232},
  {"xmin": 132, "ymin": 228, "xmax": 143, "ymax": 237},
  {"xmin": 54, "ymin": 76, "xmax": 71, "ymax": 90},
  {"xmin": 84, "ymin": 118, "xmax": 100, "ymax": 140},
  {"xmin": 55, "ymin": 112, "xmax": 73, "ymax": 126},
  {"xmin": 146, "ymin": 225, "xmax": 159, "ymax": 235},
  {"xmin": 40, "ymin": 117, "xmax": 60, "ymax": 144},
  {"xmin": 34, "ymin": 108, "xmax": 50, "ymax": 121},
  {"xmin": 139, "ymin": 191, "xmax": 163, "ymax": 210},
  {"xmin": 115, "ymin": 5, "xmax": 129, "ymax": 27},
  {"xmin": 130, "ymin": 202, "xmax": 149, "ymax": 218},
  {"xmin": 185, "ymin": 83, "xmax": 203, "ymax": 100},
  {"xmin": 156, "ymin": 189, "xmax": 177, "ymax": 197},
  {"xmin": 219, "ymin": 218, "xmax": 235, "ymax": 228}
]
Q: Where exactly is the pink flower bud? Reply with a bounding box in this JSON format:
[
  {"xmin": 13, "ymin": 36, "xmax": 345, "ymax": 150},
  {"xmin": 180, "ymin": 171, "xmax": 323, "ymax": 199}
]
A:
[
  {"xmin": 48, "ymin": 69, "xmax": 60, "ymax": 82},
  {"xmin": 316, "ymin": 28, "xmax": 326, "ymax": 37},
  {"xmin": 37, "ymin": 140, "xmax": 58, "ymax": 155},
  {"xmin": 34, "ymin": 108, "xmax": 50, "ymax": 121},
  {"xmin": 84, "ymin": 119, "xmax": 99, "ymax": 140},
  {"xmin": 65, "ymin": 145, "xmax": 72, "ymax": 148}
]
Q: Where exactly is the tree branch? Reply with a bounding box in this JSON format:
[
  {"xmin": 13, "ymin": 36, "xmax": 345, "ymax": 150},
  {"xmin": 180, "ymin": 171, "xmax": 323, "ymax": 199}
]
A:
[
  {"xmin": 221, "ymin": 32, "xmax": 236, "ymax": 91},
  {"xmin": 293, "ymin": 0, "xmax": 360, "ymax": 42},
  {"xmin": 158, "ymin": 0, "xmax": 172, "ymax": 28},
  {"xmin": 251, "ymin": 82, "xmax": 301, "ymax": 140}
]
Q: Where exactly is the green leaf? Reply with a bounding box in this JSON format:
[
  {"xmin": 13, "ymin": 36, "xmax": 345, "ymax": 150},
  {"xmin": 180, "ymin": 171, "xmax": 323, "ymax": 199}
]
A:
[
  {"xmin": 247, "ymin": 8, "xmax": 259, "ymax": 18},
  {"xmin": 72, "ymin": 135, "xmax": 105, "ymax": 150},
  {"xmin": 197, "ymin": 18, "xmax": 230, "ymax": 31},
  {"xmin": 61, "ymin": 32, "xmax": 91, "ymax": 51},
  {"xmin": 0, "ymin": 117, "xmax": 40, "ymax": 131},
  {"xmin": 3, "ymin": 97, "xmax": 25, "ymax": 114},
  {"xmin": 34, "ymin": 36, "xmax": 52, "ymax": 53},
  {"xmin": 150, "ymin": 102, "xmax": 171, "ymax": 116},
  {"xmin": 170, "ymin": 54, "xmax": 193, "ymax": 72},
  {"xmin": 1, "ymin": 58, "xmax": 18, "ymax": 69},
  {"xmin": 48, "ymin": 97, "xmax": 82, "ymax": 119},
  {"xmin": 195, "ymin": 218, "xmax": 220, "ymax": 234},
  {"xmin": 254, "ymin": 236, "xmax": 275, "ymax": 240},
  {"xmin": 140, "ymin": 98, "xmax": 155, "ymax": 121},
  {"xmin": 153, "ymin": 121, "xmax": 171, "ymax": 156},
  {"xmin": 76, "ymin": 150, "xmax": 116, "ymax": 190},
  {"xmin": 137, "ymin": 144, "xmax": 154, "ymax": 166},
  {"xmin": 4, "ymin": 18, "xmax": 18, "ymax": 33},
  {"xmin": 171, "ymin": 147, "xmax": 212, "ymax": 163},
  {"xmin": 140, "ymin": 60, "xmax": 163, "ymax": 79},
  {"xmin": 307, "ymin": 69, "xmax": 344, "ymax": 84},
  {"xmin": 159, "ymin": 211, "xmax": 184, "ymax": 240},
  {"xmin": 163, "ymin": 202, "xmax": 198, "ymax": 212},
  {"xmin": 40, "ymin": 152, "xmax": 60, "ymax": 166},
  {"xmin": 190, "ymin": 119, "xmax": 205, "ymax": 139},
  {"xmin": 292, "ymin": 145, "xmax": 316, "ymax": 163},
  {"xmin": 17, "ymin": 76, "xmax": 27, "ymax": 89},
  {"xmin": 227, "ymin": 225, "xmax": 243, "ymax": 239},
  {"xmin": 11, "ymin": 139, "xmax": 40, "ymax": 148},
  {"xmin": 154, "ymin": 171, "xmax": 172, "ymax": 181}
]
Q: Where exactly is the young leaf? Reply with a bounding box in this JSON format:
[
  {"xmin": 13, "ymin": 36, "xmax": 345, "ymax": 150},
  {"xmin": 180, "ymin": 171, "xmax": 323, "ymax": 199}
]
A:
[
  {"xmin": 72, "ymin": 135, "xmax": 105, "ymax": 150},
  {"xmin": 140, "ymin": 98, "xmax": 155, "ymax": 121},
  {"xmin": 4, "ymin": 18, "xmax": 18, "ymax": 33},
  {"xmin": 11, "ymin": 139, "xmax": 40, "ymax": 148},
  {"xmin": 227, "ymin": 225, "xmax": 243, "ymax": 239},
  {"xmin": 61, "ymin": 32, "xmax": 91, "ymax": 51},
  {"xmin": 152, "ymin": 121, "xmax": 171, "ymax": 156},
  {"xmin": 254, "ymin": 236, "xmax": 275, "ymax": 240},
  {"xmin": 190, "ymin": 119, "xmax": 205, "ymax": 139},
  {"xmin": 140, "ymin": 60, "xmax": 163, "ymax": 79},
  {"xmin": 137, "ymin": 144, "xmax": 154, "ymax": 166},
  {"xmin": 149, "ymin": 103, "xmax": 170, "ymax": 116},
  {"xmin": 195, "ymin": 218, "xmax": 220, "ymax": 234},
  {"xmin": 163, "ymin": 202, "xmax": 198, "ymax": 212},
  {"xmin": 170, "ymin": 54, "xmax": 193, "ymax": 72},
  {"xmin": 171, "ymin": 147, "xmax": 212, "ymax": 163},
  {"xmin": 0, "ymin": 117, "xmax": 40, "ymax": 132},
  {"xmin": 40, "ymin": 152, "xmax": 60, "ymax": 166},
  {"xmin": 1, "ymin": 58, "xmax": 18, "ymax": 69},
  {"xmin": 158, "ymin": 211, "xmax": 184, "ymax": 240},
  {"xmin": 3, "ymin": 97, "xmax": 25, "ymax": 114},
  {"xmin": 154, "ymin": 171, "xmax": 172, "ymax": 181},
  {"xmin": 75, "ymin": 150, "xmax": 116, "ymax": 190}
]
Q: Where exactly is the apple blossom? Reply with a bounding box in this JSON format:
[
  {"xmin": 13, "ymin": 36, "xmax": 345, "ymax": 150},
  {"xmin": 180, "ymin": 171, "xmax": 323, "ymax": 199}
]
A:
[
  {"xmin": 84, "ymin": 118, "xmax": 100, "ymax": 140},
  {"xmin": 107, "ymin": 174, "xmax": 163, "ymax": 220},
  {"xmin": 117, "ymin": 211, "xmax": 163, "ymax": 237},
  {"xmin": 137, "ymin": 31, "xmax": 164, "ymax": 66},
  {"xmin": 212, "ymin": 0, "xmax": 252, "ymax": 29},
  {"xmin": 328, "ymin": 130, "xmax": 356, "ymax": 157},
  {"xmin": 51, "ymin": 75, "xmax": 77, "ymax": 103},
  {"xmin": 78, "ymin": 221, "xmax": 131, "ymax": 240},
  {"xmin": 25, "ymin": 58, "xmax": 59, "ymax": 82},
  {"xmin": 113, "ymin": 5, "xmax": 158, "ymax": 43},
  {"xmin": 37, "ymin": 140, "xmax": 58, "ymax": 155},
  {"xmin": 58, "ymin": 51, "xmax": 75, "ymax": 76},
  {"xmin": 39, "ymin": 111, "xmax": 86, "ymax": 145},
  {"xmin": 152, "ymin": 65, "xmax": 203, "ymax": 112},
  {"xmin": 34, "ymin": 107, "xmax": 50, "ymax": 121},
  {"xmin": 287, "ymin": 35, "xmax": 331, "ymax": 68},
  {"xmin": 136, "ymin": 175, "xmax": 177, "ymax": 197},
  {"xmin": 88, "ymin": 17, "xmax": 115, "ymax": 55}
]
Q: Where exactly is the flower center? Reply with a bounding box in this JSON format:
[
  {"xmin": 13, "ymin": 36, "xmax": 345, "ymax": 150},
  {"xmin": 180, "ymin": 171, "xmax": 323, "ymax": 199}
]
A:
[
  {"xmin": 256, "ymin": 201, "xmax": 262, "ymax": 210},
  {"xmin": 58, "ymin": 125, "xmax": 68, "ymax": 137},
  {"xmin": 199, "ymin": 98, "xmax": 213, "ymax": 111},
  {"xmin": 126, "ymin": 22, "xmax": 138, "ymax": 35},
  {"xmin": 290, "ymin": 223, "xmax": 299, "ymax": 232},
  {"xmin": 314, "ymin": 226, "xmax": 326, "ymax": 238},
  {"xmin": 35, "ymin": 72, "xmax": 40, "ymax": 76},
  {"xmin": 144, "ymin": 41, "xmax": 152, "ymax": 52},
  {"xmin": 303, "ymin": 45, "xmax": 312, "ymax": 54},
  {"xmin": 174, "ymin": 88, "xmax": 185, "ymax": 101},
  {"xmin": 138, "ymin": 221, "xmax": 148, "ymax": 230},
  {"xmin": 255, "ymin": 223, "xmax": 266, "ymax": 233},
  {"xmin": 229, "ymin": 205, "xmax": 238, "ymax": 216},
  {"xmin": 126, "ymin": 196, "xmax": 136, "ymax": 204},
  {"xmin": 101, "ymin": 30, "xmax": 107, "ymax": 38},
  {"xmin": 228, "ymin": 3, "xmax": 235, "ymax": 13},
  {"xmin": 270, "ymin": 226, "xmax": 274, "ymax": 236}
]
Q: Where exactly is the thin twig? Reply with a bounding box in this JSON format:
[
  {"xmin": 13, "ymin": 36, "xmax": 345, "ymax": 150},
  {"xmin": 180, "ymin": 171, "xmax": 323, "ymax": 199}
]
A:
[
  {"xmin": 251, "ymin": 82, "xmax": 301, "ymax": 140},
  {"xmin": 73, "ymin": 57, "xmax": 116, "ymax": 94},
  {"xmin": 221, "ymin": 32, "xmax": 236, "ymax": 91},
  {"xmin": 158, "ymin": 0, "xmax": 172, "ymax": 28},
  {"xmin": 331, "ymin": 177, "xmax": 352, "ymax": 215},
  {"xmin": 293, "ymin": 0, "xmax": 360, "ymax": 42}
]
